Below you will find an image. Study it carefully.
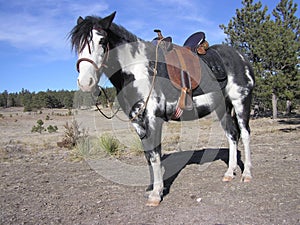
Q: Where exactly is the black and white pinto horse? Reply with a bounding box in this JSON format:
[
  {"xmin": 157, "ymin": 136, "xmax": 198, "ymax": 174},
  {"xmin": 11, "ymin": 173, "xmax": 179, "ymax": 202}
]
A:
[{"xmin": 70, "ymin": 12, "xmax": 255, "ymax": 206}]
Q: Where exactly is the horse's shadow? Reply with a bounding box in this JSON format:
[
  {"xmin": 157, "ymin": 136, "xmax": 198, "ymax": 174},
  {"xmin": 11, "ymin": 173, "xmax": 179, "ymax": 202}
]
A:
[{"xmin": 154, "ymin": 148, "xmax": 244, "ymax": 197}]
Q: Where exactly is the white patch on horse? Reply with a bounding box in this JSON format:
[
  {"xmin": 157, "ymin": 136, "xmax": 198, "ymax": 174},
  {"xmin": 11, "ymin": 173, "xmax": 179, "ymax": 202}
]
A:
[
  {"xmin": 224, "ymin": 133, "xmax": 237, "ymax": 178},
  {"xmin": 117, "ymin": 42, "xmax": 149, "ymax": 81},
  {"xmin": 132, "ymin": 122, "xmax": 145, "ymax": 137},
  {"xmin": 245, "ymin": 66, "xmax": 254, "ymax": 87},
  {"xmin": 225, "ymin": 75, "xmax": 246, "ymax": 114},
  {"xmin": 226, "ymin": 75, "xmax": 241, "ymax": 99},
  {"xmin": 145, "ymin": 97, "xmax": 160, "ymax": 130},
  {"xmin": 194, "ymin": 93, "xmax": 213, "ymax": 107},
  {"xmin": 193, "ymin": 92, "xmax": 220, "ymax": 110},
  {"xmin": 117, "ymin": 42, "xmax": 153, "ymax": 98},
  {"xmin": 237, "ymin": 51, "xmax": 246, "ymax": 62},
  {"xmin": 227, "ymin": 74, "xmax": 251, "ymax": 99},
  {"xmin": 117, "ymin": 42, "xmax": 159, "ymax": 130}
]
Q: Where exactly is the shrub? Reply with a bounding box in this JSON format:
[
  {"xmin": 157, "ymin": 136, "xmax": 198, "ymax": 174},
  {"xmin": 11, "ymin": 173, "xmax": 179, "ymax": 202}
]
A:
[
  {"xmin": 71, "ymin": 136, "xmax": 106, "ymax": 161},
  {"xmin": 75, "ymin": 136, "xmax": 91, "ymax": 157},
  {"xmin": 57, "ymin": 119, "xmax": 87, "ymax": 149},
  {"xmin": 31, "ymin": 119, "xmax": 45, "ymax": 133},
  {"xmin": 67, "ymin": 109, "xmax": 72, "ymax": 116},
  {"xmin": 24, "ymin": 105, "xmax": 32, "ymax": 112},
  {"xmin": 47, "ymin": 125, "xmax": 58, "ymax": 133},
  {"xmin": 99, "ymin": 133, "xmax": 120, "ymax": 155}
]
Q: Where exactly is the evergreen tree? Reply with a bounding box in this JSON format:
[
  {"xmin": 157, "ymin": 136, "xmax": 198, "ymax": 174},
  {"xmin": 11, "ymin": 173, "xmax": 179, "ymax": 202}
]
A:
[
  {"xmin": 22, "ymin": 91, "xmax": 33, "ymax": 112},
  {"xmin": 220, "ymin": 0, "xmax": 300, "ymax": 118},
  {"xmin": 219, "ymin": 0, "xmax": 270, "ymax": 62},
  {"xmin": 0, "ymin": 90, "xmax": 8, "ymax": 107},
  {"xmin": 272, "ymin": 0, "xmax": 300, "ymax": 112},
  {"xmin": 7, "ymin": 94, "xmax": 16, "ymax": 107}
]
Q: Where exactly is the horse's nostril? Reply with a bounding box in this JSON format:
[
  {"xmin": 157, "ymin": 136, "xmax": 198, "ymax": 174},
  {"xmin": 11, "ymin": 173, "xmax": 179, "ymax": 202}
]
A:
[{"xmin": 89, "ymin": 77, "xmax": 94, "ymax": 86}]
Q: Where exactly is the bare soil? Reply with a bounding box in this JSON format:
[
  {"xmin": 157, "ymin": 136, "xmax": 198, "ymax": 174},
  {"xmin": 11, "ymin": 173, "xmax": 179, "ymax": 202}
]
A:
[{"xmin": 0, "ymin": 107, "xmax": 299, "ymax": 225}]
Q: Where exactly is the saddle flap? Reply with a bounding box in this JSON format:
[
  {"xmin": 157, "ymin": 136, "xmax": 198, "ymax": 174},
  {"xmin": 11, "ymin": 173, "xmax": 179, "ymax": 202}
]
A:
[{"xmin": 165, "ymin": 45, "xmax": 201, "ymax": 90}]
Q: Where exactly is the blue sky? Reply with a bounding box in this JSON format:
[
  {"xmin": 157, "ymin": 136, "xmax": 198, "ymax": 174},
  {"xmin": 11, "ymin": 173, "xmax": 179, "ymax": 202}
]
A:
[{"xmin": 0, "ymin": 0, "xmax": 294, "ymax": 93}]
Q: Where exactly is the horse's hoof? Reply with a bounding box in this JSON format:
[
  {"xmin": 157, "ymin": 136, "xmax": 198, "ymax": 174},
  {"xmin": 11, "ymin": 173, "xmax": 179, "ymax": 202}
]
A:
[
  {"xmin": 146, "ymin": 199, "xmax": 161, "ymax": 207},
  {"xmin": 241, "ymin": 176, "xmax": 252, "ymax": 183},
  {"xmin": 222, "ymin": 176, "xmax": 234, "ymax": 182}
]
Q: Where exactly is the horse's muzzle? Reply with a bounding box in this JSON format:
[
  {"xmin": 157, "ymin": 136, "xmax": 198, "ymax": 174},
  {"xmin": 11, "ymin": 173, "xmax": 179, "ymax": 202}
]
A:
[{"xmin": 77, "ymin": 77, "xmax": 96, "ymax": 92}]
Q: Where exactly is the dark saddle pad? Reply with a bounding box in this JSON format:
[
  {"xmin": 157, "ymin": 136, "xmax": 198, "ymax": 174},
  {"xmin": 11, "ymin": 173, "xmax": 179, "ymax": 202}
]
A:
[{"xmin": 199, "ymin": 48, "xmax": 227, "ymax": 90}]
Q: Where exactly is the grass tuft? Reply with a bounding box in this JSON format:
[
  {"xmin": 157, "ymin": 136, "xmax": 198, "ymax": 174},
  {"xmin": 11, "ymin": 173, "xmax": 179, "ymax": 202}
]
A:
[{"xmin": 99, "ymin": 133, "xmax": 120, "ymax": 156}]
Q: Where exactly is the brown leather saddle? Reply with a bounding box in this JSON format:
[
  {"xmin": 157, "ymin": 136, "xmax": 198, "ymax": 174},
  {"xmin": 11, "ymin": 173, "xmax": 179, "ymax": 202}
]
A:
[
  {"xmin": 152, "ymin": 30, "xmax": 227, "ymax": 115},
  {"xmin": 153, "ymin": 30, "xmax": 202, "ymax": 92},
  {"xmin": 152, "ymin": 30, "xmax": 203, "ymax": 110},
  {"xmin": 165, "ymin": 45, "xmax": 201, "ymax": 91}
]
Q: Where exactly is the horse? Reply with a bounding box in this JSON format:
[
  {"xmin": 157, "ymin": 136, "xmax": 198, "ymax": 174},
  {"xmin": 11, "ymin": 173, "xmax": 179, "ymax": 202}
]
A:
[{"xmin": 70, "ymin": 11, "xmax": 255, "ymax": 206}]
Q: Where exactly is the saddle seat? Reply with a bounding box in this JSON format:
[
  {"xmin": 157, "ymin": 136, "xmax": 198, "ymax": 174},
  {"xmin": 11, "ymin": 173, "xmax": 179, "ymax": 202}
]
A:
[{"xmin": 153, "ymin": 30, "xmax": 209, "ymax": 92}]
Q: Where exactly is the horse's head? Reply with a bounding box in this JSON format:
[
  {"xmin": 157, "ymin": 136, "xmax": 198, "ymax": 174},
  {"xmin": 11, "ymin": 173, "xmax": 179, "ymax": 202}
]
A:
[{"xmin": 70, "ymin": 12, "xmax": 116, "ymax": 92}]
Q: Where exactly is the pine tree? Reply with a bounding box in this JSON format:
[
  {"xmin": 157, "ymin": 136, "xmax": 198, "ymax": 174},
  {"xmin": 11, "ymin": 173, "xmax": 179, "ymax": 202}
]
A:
[
  {"xmin": 272, "ymin": 0, "xmax": 300, "ymax": 115},
  {"xmin": 219, "ymin": 0, "xmax": 270, "ymax": 62},
  {"xmin": 220, "ymin": 0, "xmax": 300, "ymax": 118}
]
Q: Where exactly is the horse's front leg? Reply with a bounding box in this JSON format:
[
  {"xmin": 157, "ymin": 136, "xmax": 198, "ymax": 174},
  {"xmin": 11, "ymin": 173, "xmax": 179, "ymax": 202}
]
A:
[
  {"xmin": 132, "ymin": 118, "xmax": 163, "ymax": 206},
  {"xmin": 144, "ymin": 146, "xmax": 163, "ymax": 206},
  {"xmin": 141, "ymin": 118, "xmax": 164, "ymax": 206}
]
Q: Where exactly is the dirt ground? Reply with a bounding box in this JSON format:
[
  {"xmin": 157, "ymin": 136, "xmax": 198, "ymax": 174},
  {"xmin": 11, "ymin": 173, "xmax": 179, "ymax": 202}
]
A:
[{"xmin": 0, "ymin": 107, "xmax": 299, "ymax": 225}]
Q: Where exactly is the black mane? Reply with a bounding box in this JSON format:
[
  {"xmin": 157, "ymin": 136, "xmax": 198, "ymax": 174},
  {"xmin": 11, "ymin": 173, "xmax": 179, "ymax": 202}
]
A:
[
  {"xmin": 69, "ymin": 16, "xmax": 98, "ymax": 52},
  {"xmin": 69, "ymin": 16, "xmax": 140, "ymax": 52},
  {"xmin": 109, "ymin": 22, "xmax": 141, "ymax": 44}
]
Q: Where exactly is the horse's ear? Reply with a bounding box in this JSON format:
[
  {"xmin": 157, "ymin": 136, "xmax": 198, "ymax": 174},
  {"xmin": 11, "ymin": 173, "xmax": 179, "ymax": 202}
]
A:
[
  {"xmin": 101, "ymin": 11, "xmax": 116, "ymax": 29},
  {"xmin": 77, "ymin": 16, "xmax": 84, "ymax": 25}
]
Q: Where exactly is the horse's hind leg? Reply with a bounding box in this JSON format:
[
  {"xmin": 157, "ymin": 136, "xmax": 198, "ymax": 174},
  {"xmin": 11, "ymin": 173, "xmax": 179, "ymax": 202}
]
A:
[
  {"xmin": 220, "ymin": 102, "xmax": 240, "ymax": 182},
  {"xmin": 232, "ymin": 95, "xmax": 252, "ymax": 182}
]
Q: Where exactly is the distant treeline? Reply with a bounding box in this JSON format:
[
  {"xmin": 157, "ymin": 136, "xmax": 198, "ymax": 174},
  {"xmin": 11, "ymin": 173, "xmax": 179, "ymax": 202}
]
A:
[{"xmin": 0, "ymin": 88, "xmax": 116, "ymax": 111}]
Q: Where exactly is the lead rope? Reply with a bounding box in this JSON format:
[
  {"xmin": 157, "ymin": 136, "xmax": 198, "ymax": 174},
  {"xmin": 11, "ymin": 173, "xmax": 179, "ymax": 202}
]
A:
[
  {"xmin": 95, "ymin": 39, "xmax": 162, "ymax": 122},
  {"xmin": 95, "ymin": 86, "xmax": 120, "ymax": 120}
]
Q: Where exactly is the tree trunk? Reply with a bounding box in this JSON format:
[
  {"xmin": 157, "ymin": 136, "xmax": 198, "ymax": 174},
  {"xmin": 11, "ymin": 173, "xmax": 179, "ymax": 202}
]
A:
[
  {"xmin": 272, "ymin": 92, "xmax": 278, "ymax": 119},
  {"xmin": 286, "ymin": 100, "xmax": 291, "ymax": 115}
]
